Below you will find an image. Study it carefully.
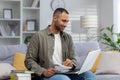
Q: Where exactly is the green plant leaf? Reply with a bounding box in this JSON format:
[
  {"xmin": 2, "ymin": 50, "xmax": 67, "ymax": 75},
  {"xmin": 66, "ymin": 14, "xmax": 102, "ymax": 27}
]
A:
[
  {"xmin": 24, "ymin": 36, "xmax": 32, "ymax": 44},
  {"xmin": 99, "ymin": 25, "xmax": 120, "ymax": 51}
]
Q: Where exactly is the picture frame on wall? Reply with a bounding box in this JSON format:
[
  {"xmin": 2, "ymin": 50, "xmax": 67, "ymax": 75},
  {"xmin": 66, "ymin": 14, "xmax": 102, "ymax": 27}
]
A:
[
  {"xmin": 3, "ymin": 9, "xmax": 13, "ymax": 19},
  {"xmin": 26, "ymin": 20, "xmax": 36, "ymax": 31}
]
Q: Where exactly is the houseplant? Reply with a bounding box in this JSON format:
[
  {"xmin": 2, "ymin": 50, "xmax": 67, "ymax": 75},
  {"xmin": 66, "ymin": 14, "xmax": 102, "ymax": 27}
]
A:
[
  {"xmin": 24, "ymin": 36, "xmax": 32, "ymax": 45},
  {"xmin": 99, "ymin": 25, "xmax": 120, "ymax": 51}
]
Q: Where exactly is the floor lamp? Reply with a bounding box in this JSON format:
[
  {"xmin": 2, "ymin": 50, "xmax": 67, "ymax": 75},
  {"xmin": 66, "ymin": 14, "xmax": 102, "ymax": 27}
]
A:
[{"xmin": 80, "ymin": 15, "xmax": 98, "ymax": 41}]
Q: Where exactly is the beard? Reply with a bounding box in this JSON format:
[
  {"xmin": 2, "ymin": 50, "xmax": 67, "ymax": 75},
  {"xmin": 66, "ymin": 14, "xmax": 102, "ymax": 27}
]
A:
[
  {"xmin": 55, "ymin": 25, "xmax": 61, "ymax": 31},
  {"xmin": 54, "ymin": 23, "xmax": 62, "ymax": 31},
  {"xmin": 54, "ymin": 23, "xmax": 65, "ymax": 32}
]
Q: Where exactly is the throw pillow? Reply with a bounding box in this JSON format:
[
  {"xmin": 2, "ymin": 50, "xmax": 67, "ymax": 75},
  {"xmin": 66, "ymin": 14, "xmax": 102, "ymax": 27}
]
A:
[
  {"xmin": 90, "ymin": 52, "xmax": 102, "ymax": 73},
  {"xmin": 95, "ymin": 52, "xmax": 120, "ymax": 74},
  {"xmin": 90, "ymin": 50, "xmax": 119, "ymax": 73},
  {"xmin": 0, "ymin": 63, "xmax": 15, "ymax": 79},
  {"xmin": 103, "ymin": 50, "xmax": 119, "ymax": 53},
  {"xmin": 13, "ymin": 52, "xmax": 27, "ymax": 70}
]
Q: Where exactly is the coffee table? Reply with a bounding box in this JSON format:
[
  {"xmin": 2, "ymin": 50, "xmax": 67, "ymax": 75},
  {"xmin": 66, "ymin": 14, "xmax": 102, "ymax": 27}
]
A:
[{"xmin": 10, "ymin": 70, "xmax": 34, "ymax": 80}]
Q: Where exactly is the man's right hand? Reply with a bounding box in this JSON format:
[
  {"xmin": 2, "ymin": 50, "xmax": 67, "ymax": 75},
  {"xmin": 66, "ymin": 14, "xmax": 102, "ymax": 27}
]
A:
[{"xmin": 43, "ymin": 68, "xmax": 57, "ymax": 77}]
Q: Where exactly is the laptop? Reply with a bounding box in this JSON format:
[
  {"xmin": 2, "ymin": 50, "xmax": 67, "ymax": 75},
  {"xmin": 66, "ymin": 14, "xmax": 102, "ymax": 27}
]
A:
[{"xmin": 56, "ymin": 49, "xmax": 100, "ymax": 74}]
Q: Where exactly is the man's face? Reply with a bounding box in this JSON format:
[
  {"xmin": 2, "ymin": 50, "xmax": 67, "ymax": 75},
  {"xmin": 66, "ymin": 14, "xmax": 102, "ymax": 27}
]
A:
[{"xmin": 54, "ymin": 12, "xmax": 69, "ymax": 31}]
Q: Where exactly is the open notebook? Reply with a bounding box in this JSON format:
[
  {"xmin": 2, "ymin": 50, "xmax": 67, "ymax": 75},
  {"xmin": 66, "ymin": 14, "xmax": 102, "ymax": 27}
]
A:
[{"xmin": 55, "ymin": 49, "xmax": 100, "ymax": 74}]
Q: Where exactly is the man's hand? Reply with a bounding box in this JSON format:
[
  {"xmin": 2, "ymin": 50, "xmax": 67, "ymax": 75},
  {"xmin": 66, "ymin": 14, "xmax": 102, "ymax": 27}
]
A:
[
  {"xmin": 62, "ymin": 58, "xmax": 73, "ymax": 68},
  {"xmin": 43, "ymin": 68, "xmax": 57, "ymax": 77}
]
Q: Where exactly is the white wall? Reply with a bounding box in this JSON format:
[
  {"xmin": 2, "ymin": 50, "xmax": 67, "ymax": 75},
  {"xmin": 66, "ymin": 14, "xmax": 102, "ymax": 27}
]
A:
[
  {"xmin": 40, "ymin": 0, "xmax": 52, "ymax": 30},
  {"xmin": 98, "ymin": 0, "xmax": 113, "ymax": 28},
  {"xmin": 113, "ymin": 0, "xmax": 120, "ymax": 33}
]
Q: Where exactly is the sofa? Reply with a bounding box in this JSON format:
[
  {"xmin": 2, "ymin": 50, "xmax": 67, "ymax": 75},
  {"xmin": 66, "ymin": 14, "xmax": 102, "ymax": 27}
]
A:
[
  {"xmin": 0, "ymin": 44, "xmax": 27, "ymax": 80},
  {"xmin": 74, "ymin": 42, "xmax": 120, "ymax": 80},
  {"xmin": 0, "ymin": 42, "xmax": 120, "ymax": 80}
]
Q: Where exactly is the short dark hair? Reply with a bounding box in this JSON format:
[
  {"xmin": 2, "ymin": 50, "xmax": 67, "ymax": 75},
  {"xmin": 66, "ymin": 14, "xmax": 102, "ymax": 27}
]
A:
[{"xmin": 53, "ymin": 8, "xmax": 69, "ymax": 17}]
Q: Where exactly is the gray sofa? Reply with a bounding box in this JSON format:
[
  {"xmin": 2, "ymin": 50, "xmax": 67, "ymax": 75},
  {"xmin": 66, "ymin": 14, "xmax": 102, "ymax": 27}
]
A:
[
  {"xmin": 74, "ymin": 41, "xmax": 120, "ymax": 80},
  {"xmin": 0, "ymin": 44, "xmax": 27, "ymax": 79},
  {"xmin": 0, "ymin": 42, "xmax": 120, "ymax": 80},
  {"xmin": 0, "ymin": 44, "xmax": 27, "ymax": 65}
]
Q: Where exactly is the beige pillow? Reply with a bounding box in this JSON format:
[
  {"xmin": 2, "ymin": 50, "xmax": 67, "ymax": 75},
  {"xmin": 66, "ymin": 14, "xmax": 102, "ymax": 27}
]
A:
[
  {"xmin": 95, "ymin": 52, "xmax": 120, "ymax": 74},
  {"xmin": 13, "ymin": 52, "xmax": 27, "ymax": 70},
  {"xmin": 103, "ymin": 51, "xmax": 119, "ymax": 54}
]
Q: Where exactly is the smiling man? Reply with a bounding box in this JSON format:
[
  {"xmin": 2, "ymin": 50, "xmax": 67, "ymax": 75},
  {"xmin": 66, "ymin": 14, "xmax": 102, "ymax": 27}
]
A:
[{"xmin": 25, "ymin": 8, "xmax": 96, "ymax": 80}]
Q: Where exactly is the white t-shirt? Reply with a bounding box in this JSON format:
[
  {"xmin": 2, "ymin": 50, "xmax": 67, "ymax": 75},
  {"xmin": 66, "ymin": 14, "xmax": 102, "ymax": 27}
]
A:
[{"xmin": 52, "ymin": 34, "xmax": 62, "ymax": 65}]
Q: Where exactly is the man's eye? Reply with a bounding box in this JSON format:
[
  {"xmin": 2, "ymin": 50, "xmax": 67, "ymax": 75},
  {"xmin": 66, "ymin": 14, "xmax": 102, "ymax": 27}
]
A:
[{"xmin": 62, "ymin": 20, "xmax": 68, "ymax": 23}]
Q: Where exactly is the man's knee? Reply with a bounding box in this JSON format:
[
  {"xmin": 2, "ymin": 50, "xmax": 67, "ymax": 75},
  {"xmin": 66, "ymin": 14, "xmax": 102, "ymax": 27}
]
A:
[
  {"xmin": 43, "ymin": 74, "xmax": 71, "ymax": 80},
  {"xmin": 51, "ymin": 74, "xmax": 71, "ymax": 80},
  {"xmin": 79, "ymin": 71, "xmax": 96, "ymax": 80}
]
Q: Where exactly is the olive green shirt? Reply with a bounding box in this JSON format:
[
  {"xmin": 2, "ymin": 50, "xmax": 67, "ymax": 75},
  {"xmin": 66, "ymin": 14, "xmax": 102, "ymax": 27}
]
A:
[{"xmin": 25, "ymin": 26, "xmax": 77, "ymax": 76}]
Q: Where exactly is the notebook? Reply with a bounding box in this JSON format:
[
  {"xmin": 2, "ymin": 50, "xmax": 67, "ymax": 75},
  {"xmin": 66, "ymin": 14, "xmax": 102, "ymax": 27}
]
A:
[{"xmin": 55, "ymin": 49, "xmax": 100, "ymax": 74}]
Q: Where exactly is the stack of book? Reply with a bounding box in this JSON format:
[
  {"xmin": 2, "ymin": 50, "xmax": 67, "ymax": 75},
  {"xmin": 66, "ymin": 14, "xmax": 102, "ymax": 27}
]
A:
[{"xmin": 10, "ymin": 70, "xmax": 34, "ymax": 80}]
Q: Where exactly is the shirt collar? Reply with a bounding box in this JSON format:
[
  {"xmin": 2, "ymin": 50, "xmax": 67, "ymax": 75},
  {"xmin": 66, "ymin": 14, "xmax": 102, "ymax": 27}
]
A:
[
  {"xmin": 46, "ymin": 25, "xmax": 65, "ymax": 37},
  {"xmin": 46, "ymin": 25, "xmax": 53, "ymax": 35}
]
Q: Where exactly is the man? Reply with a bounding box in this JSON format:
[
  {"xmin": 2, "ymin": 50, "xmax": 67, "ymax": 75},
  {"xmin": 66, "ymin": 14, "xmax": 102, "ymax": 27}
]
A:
[{"xmin": 25, "ymin": 8, "xmax": 96, "ymax": 80}]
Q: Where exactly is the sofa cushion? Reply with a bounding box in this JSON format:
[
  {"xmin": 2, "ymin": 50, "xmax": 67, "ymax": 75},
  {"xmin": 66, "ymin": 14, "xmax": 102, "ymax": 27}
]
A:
[
  {"xmin": 74, "ymin": 41, "xmax": 100, "ymax": 69},
  {"xmin": 0, "ymin": 63, "xmax": 15, "ymax": 79},
  {"xmin": 90, "ymin": 50, "xmax": 119, "ymax": 73},
  {"xmin": 13, "ymin": 52, "xmax": 27, "ymax": 70},
  {"xmin": 95, "ymin": 52, "xmax": 120, "ymax": 74},
  {"xmin": 0, "ymin": 44, "xmax": 27, "ymax": 64},
  {"xmin": 96, "ymin": 74, "xmax": 120, "ymax": 80}
]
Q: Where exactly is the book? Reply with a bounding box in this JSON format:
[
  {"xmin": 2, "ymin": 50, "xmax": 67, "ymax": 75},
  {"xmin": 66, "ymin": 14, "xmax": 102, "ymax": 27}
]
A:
[
  {"xmin": 54, "ymin": 65, "xmax": 72, "ymax": 72},
  {"xmin": 10, "ymin": 70, "xmax": 34, "ymax": 80},
  {"xmin": 11, "ymin": 70, "xmax": 34, "ymax": 74},
  {"xmin": 31, "ymin": 0, "xmax": 39, "ymax": 7}
]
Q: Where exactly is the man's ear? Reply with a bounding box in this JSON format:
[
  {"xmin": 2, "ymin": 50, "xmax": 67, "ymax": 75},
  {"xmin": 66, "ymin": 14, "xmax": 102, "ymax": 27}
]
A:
[{"xmin": 53, "ymin": 16, "xmax": 57, "ymax": 21}]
